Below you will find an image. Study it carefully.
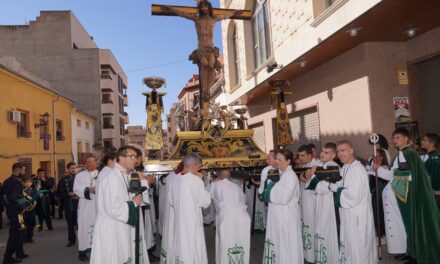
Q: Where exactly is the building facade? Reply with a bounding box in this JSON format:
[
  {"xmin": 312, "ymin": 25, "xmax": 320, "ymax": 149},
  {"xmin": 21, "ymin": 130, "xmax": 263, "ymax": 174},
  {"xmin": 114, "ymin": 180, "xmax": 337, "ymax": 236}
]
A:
[
  {"xmin": 220, "ymin": 0, "xmax": 440, "ymax": 158},
  {"xmin": 71, "ymin": 109, "xmax": 95, "ymax": 166},
  {"xmin": 127, "ymin": 126, "xmax": 146, "ymax": 148},
  {"xmin": 0, "ymin": 11, "xmax": 129, "ymax": 154},
  {"xmin": 166, "ymin": 103, "xmax": 179, "ymax": 154},
  {"xmin": 0, "ymin": 58, "xmax": 73, "ymax": 181}
]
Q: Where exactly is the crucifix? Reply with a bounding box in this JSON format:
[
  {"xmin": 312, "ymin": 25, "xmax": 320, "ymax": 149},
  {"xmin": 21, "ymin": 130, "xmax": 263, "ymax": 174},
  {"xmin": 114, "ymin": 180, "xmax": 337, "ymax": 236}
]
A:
[{"xmin": 152, "ymin": 0, "xmax": 251, "ymax": 126}]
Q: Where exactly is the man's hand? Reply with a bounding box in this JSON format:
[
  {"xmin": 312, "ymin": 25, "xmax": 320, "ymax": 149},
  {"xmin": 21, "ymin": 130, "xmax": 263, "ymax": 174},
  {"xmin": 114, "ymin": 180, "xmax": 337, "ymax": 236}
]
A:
[
  {"xmin": 160, "ymin": 5, "xmax": 171, "ymax": 11},
  {"xmin": 132, "ymin": 194, "xmax": 142, "ymax": 206},
  {"xmin": 251, "ymin": 178, "xmax": 261, "ymax": 186},
  {"xmin": 89, "ymin": 187, "xmax": 95, "ymax": 194},
  {"xmin": 299, "ymin": 172, "xmax": 307, "ymax": 183},
  {"xmin": 68, "ymin": 192, "xmax": 75, "ymax": 197},
  {"xmin": 234, "ymin": 10, "xmax": 243, "ymax": 16}
]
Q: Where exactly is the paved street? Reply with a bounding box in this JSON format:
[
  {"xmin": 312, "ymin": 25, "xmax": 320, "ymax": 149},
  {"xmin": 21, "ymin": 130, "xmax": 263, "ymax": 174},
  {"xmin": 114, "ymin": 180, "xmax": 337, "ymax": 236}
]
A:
[{"xmin": 0, "ymin": 215, "xmax": 404, "ymax": 263}]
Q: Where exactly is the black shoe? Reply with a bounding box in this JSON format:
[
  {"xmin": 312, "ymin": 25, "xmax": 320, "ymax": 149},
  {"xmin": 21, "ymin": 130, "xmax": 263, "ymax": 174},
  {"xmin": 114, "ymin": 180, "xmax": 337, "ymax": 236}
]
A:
[
  {"xmin": 148, "ymin": 253, "xmax": 160, "ymax": 262},
  {"xmin": 66, "ymin": 242, "xmax": 75, "ymax": 247},
  {"xmin": 11, "ymin": 258, "xmax": 23, "ymax": 263},
  {"xmin": 15, "ymin": 253, "xmax": 28, "ymax": 259},
  {"xmin": 25, "ymin": 238, "xmax": 34, "ymax": 243},
  {"xmin": 404, "ymin": 258, "xmax": 417, "ymax": 264},
  {"xmin": 48, "ymin": 227, "xmax": 54, "ymax": 231},
  {"xmin": 78, "ymin": 254, "xmax": 88, "ymax": 262}
]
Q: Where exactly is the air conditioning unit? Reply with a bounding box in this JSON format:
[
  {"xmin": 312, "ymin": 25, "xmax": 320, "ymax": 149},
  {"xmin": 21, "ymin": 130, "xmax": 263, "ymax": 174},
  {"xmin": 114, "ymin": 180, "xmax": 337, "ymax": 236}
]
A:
[{"xmin": 7, "ymin": 110, "xmax": 21, "ymax": 123}]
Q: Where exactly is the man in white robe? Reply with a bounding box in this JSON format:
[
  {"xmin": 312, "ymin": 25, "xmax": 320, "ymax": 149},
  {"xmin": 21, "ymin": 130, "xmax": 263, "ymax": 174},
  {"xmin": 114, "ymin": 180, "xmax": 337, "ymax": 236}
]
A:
[
  {"xmin": 305, "ymin": 143, "xmax": 340, "ymax": 264},
  {"xmin": 297, "ymin": 144, "xmax": 321, "ymax": 264},
  {"xmin": 329, "ymin": 141, "xmax": 377, "ymax": 263},
  {"xmin": 95, "ymin": 152, "xmax": 116, "ymax": 196},
  {"xmin": 73, "ymin": 156, "xmax": 98, "ymax": 261},
  {"xmin": 159, "ymin": 170, "xmax": 178, "ymax": 264},
  {"xmin": 157, "ymin": 174, "xmax": 167, "ymax": 236},
  {"xmin": 90, "ymin": 145, "xmax": 151, "ymax": 264},
  {"xmin": 202, "ymin": 173, "xmax": 215, "ymax": 225},
  {"xmin": 210, "ymin": 169, "xmax": 250, "ymax": 264},
  {"xmin": 374, "ymin": 152, "xmax": 407, "ymax": 256},
  {"xmin": 169, "ymin": 153, "xmax": 211, "ymax": 264}
]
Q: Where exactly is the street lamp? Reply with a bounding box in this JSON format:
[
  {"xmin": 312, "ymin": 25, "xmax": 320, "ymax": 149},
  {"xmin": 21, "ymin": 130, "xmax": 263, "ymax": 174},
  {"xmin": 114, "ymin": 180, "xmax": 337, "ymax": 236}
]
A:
[{"xmin": 35, "ymin": 112, "xmax": 50, "ymax": 128}]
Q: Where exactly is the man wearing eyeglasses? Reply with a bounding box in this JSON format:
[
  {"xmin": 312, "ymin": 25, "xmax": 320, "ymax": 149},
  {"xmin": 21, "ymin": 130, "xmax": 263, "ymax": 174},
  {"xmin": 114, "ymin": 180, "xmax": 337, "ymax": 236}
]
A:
[{"xmin": 90, "ymin": 145, "xmax": 153, "ymax": 264}]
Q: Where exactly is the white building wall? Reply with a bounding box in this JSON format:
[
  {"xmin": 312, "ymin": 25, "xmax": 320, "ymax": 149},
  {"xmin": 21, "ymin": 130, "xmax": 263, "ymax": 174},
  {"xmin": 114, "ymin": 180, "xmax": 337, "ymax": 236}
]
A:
[{"xmin": 71, "ymin": 111, "xmax": 95, "ymax": 164}]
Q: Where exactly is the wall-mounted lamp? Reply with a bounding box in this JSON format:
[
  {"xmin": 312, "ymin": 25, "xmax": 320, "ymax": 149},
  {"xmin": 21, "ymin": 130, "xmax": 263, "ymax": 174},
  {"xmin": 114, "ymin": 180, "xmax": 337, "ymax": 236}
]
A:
[
  {"xmin": 404, "ymin": 27, "xmax": 418, "ymax": 38},
  {"xmin": 346, "ymin": 27, "xmax": 362, "ymax": 37},
  {"xmin": 299, "ymin": 60, "xmax": 307, "ymax": 68},
  {"xmin": 34, "ymin": 112, "xmax": 50, "ymax": 128}
]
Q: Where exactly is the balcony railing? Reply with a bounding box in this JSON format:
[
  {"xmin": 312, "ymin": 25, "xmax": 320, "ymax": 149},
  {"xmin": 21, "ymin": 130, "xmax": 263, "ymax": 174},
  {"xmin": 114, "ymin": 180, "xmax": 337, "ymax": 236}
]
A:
[
  {"xmin": 77, "ymin": 152, "xmax": 94, "ymax": 165},
  {"xmin": 103, "ymin": 125, "xmax": 114, "ymax": 129},
  {"xmin": 123, "ymin": 95, "xmax": 128, "ymax": 107},
  {"xmin": 18, "ymin": 131, "xmax": 32, "ymax": 138}
]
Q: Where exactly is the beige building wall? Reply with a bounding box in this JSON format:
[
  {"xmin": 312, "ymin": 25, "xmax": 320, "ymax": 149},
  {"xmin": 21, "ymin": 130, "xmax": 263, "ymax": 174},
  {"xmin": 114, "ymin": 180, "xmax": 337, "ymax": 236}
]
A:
[
  {"xmin": 219, "ymin": 0, "xmax": 440, "ymax": 158},
  {"xmin": 0, "ymin": 11, "xmax": 128, "ymax": 153}
]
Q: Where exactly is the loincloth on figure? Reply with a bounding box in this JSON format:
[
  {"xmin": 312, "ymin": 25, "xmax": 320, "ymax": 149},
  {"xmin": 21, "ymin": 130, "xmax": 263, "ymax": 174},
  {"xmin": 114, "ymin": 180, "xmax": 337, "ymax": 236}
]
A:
[{"xmin": 189, "ymin": 46, "xmax": 222, "ymax": 70}]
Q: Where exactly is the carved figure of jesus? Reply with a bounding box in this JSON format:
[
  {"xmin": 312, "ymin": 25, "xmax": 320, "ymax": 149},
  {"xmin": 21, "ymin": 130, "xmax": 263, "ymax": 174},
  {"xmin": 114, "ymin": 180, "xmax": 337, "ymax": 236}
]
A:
[{"xmin": 161, "ymin": 0, "xmax": 242, "ymax": 109}]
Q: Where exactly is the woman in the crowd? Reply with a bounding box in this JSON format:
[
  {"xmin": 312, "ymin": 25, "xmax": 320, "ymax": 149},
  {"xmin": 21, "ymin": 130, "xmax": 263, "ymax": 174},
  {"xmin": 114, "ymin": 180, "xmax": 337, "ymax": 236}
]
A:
[{"xmin": 262, "ymin": 149, "xmax": 303, "ymax": 264}]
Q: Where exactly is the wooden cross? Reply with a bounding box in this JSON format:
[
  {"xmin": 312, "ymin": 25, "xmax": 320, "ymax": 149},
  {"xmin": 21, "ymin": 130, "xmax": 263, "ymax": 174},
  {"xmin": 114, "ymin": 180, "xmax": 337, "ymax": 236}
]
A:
[
  {"xmin": 151, "ymin": 1, "xmax": 251, "ymax": 127},
  {"xmin": 152, "ymin": 4, "xmax": 252, "ymax": 20}
]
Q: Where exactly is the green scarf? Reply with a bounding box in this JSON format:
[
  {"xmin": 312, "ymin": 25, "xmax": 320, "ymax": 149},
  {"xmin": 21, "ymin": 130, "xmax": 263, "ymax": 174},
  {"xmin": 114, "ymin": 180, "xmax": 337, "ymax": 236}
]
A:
[{"xmin": 396, "ymin": 146, "xmax": 440, "ymax": 263}]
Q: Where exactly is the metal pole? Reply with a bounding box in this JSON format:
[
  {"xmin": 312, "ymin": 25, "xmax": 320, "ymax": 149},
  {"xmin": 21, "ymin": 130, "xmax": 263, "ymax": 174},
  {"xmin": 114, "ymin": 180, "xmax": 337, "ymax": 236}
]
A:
[
  {"xmin": 135, "ymin": 206, "xmax": 140, "ymax": 264},
  {"xmin": 370, "ymin": 133, "xmax": 382, "ymax": 261}
]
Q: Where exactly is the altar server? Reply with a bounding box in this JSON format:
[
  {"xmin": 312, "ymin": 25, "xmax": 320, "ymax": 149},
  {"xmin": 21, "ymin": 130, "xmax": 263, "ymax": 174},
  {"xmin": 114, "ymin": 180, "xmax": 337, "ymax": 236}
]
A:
[
  {"xmin": 73, "ymin": 156, "xmax": 98, "ymax": 261},
  {"xmin": 210, "ymin": 169, "xmax": 250, "ymax": 264},
  {"xmin": 329, "ymin": 140, "xmax": 377, "ymax": 263},
  {"xmin": 262, "ymin": 149, "xmax": 303, "ymax": 264}
]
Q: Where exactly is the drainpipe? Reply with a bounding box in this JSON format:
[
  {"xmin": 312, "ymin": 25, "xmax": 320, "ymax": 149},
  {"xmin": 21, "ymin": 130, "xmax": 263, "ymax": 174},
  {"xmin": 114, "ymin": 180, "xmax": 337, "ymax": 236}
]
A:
[{"xmin": 52, "ymin": 94, "xmax": 60, "ymax": 182}]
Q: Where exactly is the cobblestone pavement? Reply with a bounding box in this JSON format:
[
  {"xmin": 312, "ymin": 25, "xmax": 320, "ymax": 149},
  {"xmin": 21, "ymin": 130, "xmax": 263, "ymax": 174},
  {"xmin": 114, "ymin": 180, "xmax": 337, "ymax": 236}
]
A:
[{"xmin": 0, "ymin": 216, "xmax": 404, "ymax": 263}]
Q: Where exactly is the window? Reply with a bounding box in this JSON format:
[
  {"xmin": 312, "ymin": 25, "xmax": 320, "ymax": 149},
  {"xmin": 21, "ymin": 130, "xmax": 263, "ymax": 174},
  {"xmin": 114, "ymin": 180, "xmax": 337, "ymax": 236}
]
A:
[
  {"xmin": 120, "ymin": 117, "xmax": 125, "ymax": 135},
  {"xmin": 103, "ymin": 116, "xmax": 113, "ymax": 129},
  {"xmin": 119, "ymin": 97, "xmax": 124, "ymax": 115},
  {"xmin": 17, "ymin": 111, "xmax": 30, "ymax": 138},
  {"xmin": 232, "ymin": 24, "xmax": 240, "ymax": 85},
  {"xmin": 102, "ymin": 93, "xmax": 112, "ymax": 104},
  {"xmin": 85, "ymin": 143, "xmax": 90, "ymax": 154},
  {"xmin": 85, "ymin": 122, "xmax": 90, "ymax": 129},
  {"xmin": 312, "ymin": 0, "xmax": 343, "ymax": 19},
  {"xmin": 77, "ymin": 119, "xmax": 81, "ymax": 127},
  {"xmin": 104, "ymin": 139, "xmax": 113, "ymax": 149},
  {"xmin": 56, "ymin": 120, "xmax": 64, "ymax": 141},
  {"xmin": 252, "ymin": 0, "xmax": 272, "ymax": 68}
]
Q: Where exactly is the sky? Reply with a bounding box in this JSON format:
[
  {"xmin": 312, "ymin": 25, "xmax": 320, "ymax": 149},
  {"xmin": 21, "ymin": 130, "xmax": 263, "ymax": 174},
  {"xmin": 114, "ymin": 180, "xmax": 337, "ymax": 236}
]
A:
[{"xmin": 0, "ymin": 0, "xmax": 222, "ymax": 127}]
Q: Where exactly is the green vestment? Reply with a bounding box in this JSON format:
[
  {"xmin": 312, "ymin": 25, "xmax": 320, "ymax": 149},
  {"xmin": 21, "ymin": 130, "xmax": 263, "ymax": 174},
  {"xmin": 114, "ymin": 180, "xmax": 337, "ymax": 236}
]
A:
[
  {"xmin": 423, "ymin": 150, "xmax": 440, "ymax": 211},
  {"xmin": 396, "ymin": 146, "xmax": 440, "ymax": 263}
]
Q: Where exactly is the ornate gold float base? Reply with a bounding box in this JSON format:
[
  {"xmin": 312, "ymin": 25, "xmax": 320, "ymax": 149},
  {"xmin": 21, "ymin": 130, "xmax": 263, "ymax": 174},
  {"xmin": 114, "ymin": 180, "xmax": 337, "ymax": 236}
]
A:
[{"xmin": 145, "ymin": 129, "xmax": 268, "ymax": 172}]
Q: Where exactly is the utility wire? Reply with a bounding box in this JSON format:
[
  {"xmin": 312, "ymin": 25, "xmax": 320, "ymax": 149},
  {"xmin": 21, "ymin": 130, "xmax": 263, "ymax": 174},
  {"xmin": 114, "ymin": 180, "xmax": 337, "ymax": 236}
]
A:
[{"xmin": 126, "ymin": 58, "xmax": 188, "ymax": 73}]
